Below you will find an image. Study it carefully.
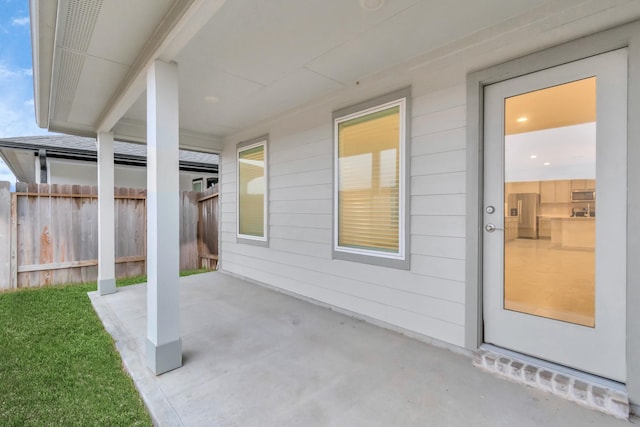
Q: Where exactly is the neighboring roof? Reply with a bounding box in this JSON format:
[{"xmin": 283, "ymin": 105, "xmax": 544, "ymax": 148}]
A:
[
  {"xmin": 0, "ymin": 135, "xmax": 218, "ymax": 164},
  {"xmin": 0, "ymin": 135, "xmax": 218, "ymax": 182}
]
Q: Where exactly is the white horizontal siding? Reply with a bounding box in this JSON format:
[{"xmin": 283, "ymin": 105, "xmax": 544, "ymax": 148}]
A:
[
  {"xmin": 271, "ymin": 169, "xmax": 332, "ymax": 188},
  {"xmin": 270, "ymin": 199, "xmax": 332, "ymax": 215},
  {"xmin": 412, "ymin": 195, "xmax": 466, "ymax": 216},
  {"xmin": 222, "ymin": 249, "xmax": 465, "ymax": 328},
  {"xmin": 412, "ymin": 84, "xmax": 466, "ymax": 117},
  {"xmin": 411, "ymin": 150, "xmax": 466, "ymax": 175},
  {"xmin": 269, "ymin": 237, "xmax": 331, "ymax": 258},
  {"xmin": 412, "ymin": 105, "xmax": 466, "ymax": 137},
  {"xmin": 270, "ymin": 225, "xmax": 331, "ymax": 243},
  {"xmin": 412, "ymin": 172, "xmax": 465, "ymax": 195},
  {"xmin": 413, "ymin": 128, "xmax": 466, "ymax": 156},
  {"xmin": 269, "ymin": 213, "xmax": 332, "ymax": 229},
  {"xmin": 222, "ymin": 258, "xmax": 465, "ymax": 345},
  {"xmin": 411, "ymin": 235, "xmax": 465, "ymax": 260},
  {"xmin": 269, "ymin": 153, "xmax": 332, "ymax": 175},
  {"xmin": 220, "ymin": 80, "xmax": 469, "ymax": 348},
  {"xmin": 412, "ymin": 215, "xmax": 465, "ymax": 237},
  {"xmin": 271, "ymin": 184, "xmax": 332, "ymax": 201},
  {"xmin": 228, "ymin": 242, "xmax": 464, "ymax": 300}
]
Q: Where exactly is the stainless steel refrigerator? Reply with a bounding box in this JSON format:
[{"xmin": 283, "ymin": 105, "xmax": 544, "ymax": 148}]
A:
[{"xmin": 507, "ymin": 193, "xmax": 539, "ymax": 239}]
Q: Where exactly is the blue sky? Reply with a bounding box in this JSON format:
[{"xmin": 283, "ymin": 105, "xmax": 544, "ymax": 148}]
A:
[{"xmin": 0, "ymin": 0, "xmax": 49, "ymax": 186}]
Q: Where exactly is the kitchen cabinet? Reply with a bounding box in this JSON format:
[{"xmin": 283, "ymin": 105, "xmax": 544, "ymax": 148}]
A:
[
  {"xmin": 550, "ymin": 218, "xmax": 595, "ymax": 249},
  {"xmin": 506, "ymin": 181, "xmax": 540, "ymax": 195},
  {"xmin": 570, "ymin": 179, "xmax": 596, "ymax": 190},
  {"xmin": 556, "ymin": 180, "xmax": 571, "ymax": 202},
  {"xmin": 538, "ymin": 217, "xmax": 551, "ymax": 238},
  {"xmin": 540, "ymin": 181, "xmax": 555, "ymax": 204},
  {"xmin": 504, "ymin": 217, "xmax": 519, "ymax": 242},
  {"xmin": 540, "ymin": 180, "xmax": 571, "ymax": 203}
]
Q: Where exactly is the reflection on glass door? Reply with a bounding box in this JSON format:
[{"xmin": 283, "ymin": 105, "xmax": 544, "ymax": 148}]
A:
[{"xmin": 503, "ymin": 78, "xmax": 596, "ymax": 327}]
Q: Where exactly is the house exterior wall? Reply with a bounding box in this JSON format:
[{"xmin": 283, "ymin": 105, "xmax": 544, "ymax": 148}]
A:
[
  {"xmin": 46, "ymin": 158, "xmax": 216, "ymax": 191},
  {"xmin": 219, "ymin": 18, "xmax": 640, "ymax": 409},
  {"xmin": 220, "ymin": 80, "xmax": 468, "ymax": 348}
]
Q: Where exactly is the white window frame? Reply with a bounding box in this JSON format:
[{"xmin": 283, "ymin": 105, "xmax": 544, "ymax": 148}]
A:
[
  {"xmin": 332, "ymin": 88, "xmax": 410, "ymax": 269},
  {"xmin": 192, "ymin": 178, "xmax": 203, "ymax": 192},
  {"xmin": 236, "ymin": 136, "xmax": 268, "ymax": 246}
]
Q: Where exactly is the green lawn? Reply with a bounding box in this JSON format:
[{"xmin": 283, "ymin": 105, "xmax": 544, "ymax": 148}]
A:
[{"xmin": 0, "ymin": 279, "xmax": 151, "ymax": 426}]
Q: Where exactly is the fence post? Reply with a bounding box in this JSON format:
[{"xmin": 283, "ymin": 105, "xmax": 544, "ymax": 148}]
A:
[{"xmin": 0, "ymin": 182, "xmax": 11, "ymax": 290}]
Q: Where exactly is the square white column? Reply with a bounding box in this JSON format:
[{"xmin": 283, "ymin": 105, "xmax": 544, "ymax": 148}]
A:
[
  {"xmin": 97, "ymin": 131, "xmax": 116, "ymax": 295},
  {"xmin": 146, "ymin": 59, "xmax": 182, "ymax": 375}
]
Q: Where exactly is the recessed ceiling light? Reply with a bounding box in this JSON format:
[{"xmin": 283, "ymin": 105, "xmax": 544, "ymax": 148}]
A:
[
  {"xmin": 529, "ymin": 155, "xmax": 537, "ymax": 159},
  {"xmin": 360, "ymin": 0, "xmax": 384, "ymax": 11},
  {"xmin": 543, "ymin": 162, "xmax": 551, "ymax": 166},
  {"xmin": 204, "ymin": 96, "xmax": 219, "ymax": 104},
  {"xmin": 516, "ymin": 117, "xmax": 528, "ymax": 123}
]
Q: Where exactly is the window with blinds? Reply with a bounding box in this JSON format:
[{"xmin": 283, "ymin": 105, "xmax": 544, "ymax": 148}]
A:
[
  {"xmin": 335, "ymin": 99, "xmax": 405, "ymax": 259},
  {"xmin": 237, "ymin": 141, "xmax": 266, "ymax": 240}
]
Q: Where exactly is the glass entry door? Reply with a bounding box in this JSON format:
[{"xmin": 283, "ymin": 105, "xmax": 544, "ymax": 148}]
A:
[{"xmin": 482, "ymin": 50, "xmax": 627, "ymax": 382}]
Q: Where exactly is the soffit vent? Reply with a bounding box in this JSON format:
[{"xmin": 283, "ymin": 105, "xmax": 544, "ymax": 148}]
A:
[
  {"xmin": 52, "ymin": 49, "xmax": 85, "ymax": 124},
  {"xmin": 61, "ymin": 0, "xmax": 103, "ymax": 52},
  {"xmin": 51, "ymin": 0, "xmax": 103, "ymax": 124}
]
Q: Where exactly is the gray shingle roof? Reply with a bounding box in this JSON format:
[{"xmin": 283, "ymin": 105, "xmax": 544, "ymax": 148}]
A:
[{"xmin": 0, "ymin": 135, "xmax": 218, "ymax": 165}]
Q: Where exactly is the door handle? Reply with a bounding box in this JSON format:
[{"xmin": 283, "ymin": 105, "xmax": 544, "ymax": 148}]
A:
[{"xmin": 485, "ymin": 223, "xmax": 504, "ymax": 232}]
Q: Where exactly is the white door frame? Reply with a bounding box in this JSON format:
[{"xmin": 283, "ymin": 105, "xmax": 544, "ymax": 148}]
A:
[
  {"xmin": 482, "ymin": 50, "xmax": 627, "ymax": 381},
  {"xmin": 465, "ymin": 20, "xmax": 640, "ymax": 405}
]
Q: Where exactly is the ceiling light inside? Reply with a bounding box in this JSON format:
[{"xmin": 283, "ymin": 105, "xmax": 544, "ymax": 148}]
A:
[
  {"xmin": 516, "ymin": 117, "xmax": 528, "ymax": 123},
  {"xmin": 360, "ymin": 0, "xmax": 384, "ymax": 11},
  {"xmin": 529, "ymin": 155, "xmax": 537, "ymax": 159},
  {"xmin": 543, "ymin": 162, "xmax": 551, "ymax": 166}
]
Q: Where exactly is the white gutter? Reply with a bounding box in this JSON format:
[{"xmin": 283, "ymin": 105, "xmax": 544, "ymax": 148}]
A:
[{"xmin": 29, "ymin": 0, "xmax": 59, "ymax": 129}]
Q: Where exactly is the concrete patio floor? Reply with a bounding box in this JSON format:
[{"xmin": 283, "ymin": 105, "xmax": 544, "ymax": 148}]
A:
[{"xmin": 89, "ymin": 271, "xmax": 630, "ymax": 426}]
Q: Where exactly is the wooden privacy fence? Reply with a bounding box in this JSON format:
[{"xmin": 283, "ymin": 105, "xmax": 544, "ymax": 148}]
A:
[{"xmin": 0, "ymin": 182, "xmax": 219, "ymax": 290}]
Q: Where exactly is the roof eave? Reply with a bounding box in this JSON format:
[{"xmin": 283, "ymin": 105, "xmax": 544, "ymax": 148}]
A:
[{"xmin": 29, "ymin": 0, "xmax": 58, "ymax": 130}]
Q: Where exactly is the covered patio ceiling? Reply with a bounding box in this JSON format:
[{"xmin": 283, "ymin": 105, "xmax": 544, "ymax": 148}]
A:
[{"xmin": 32, "ymin": 0, "xmax": 640, "ymax": 150}]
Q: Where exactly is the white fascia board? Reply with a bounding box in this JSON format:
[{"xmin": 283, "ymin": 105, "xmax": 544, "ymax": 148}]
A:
[{"xmin": 29, "ymin": 0, "xmax": 58, "ymax": 129}]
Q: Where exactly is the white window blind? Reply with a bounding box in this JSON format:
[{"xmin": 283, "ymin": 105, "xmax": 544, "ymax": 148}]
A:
[
  {"xmin": 337, "ymin": 105, "xmax": 401, "ymax": 254},
  {"xmin": 238, "ymin": 143, "xmax": 265, "ymax": 238}
]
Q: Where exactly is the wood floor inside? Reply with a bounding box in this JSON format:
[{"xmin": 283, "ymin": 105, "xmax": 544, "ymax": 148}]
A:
[{"xmin": 504, "ymin": 238, "xmax": 595, "ymax": 327}]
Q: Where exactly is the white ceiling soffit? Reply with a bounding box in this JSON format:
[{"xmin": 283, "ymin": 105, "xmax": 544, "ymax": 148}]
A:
[
  {"xmin": 44, "ymin": 0, "xmax": 227, "ymax": 146},
  {"xmin": 0, "ymin": 149, "xmax": 35, "ymax": 182},
  {"xmin": 38, "ymin": 0, "xmax": 640, "ymax": 143},
  {"xmin": 122, "ymin": 0, "xmax": 640, "ymax": 139},
  {"xmin": 124, "ymin": 0, "xmax": 549, "ymax": 136},
  {"xmin": 47, "ymin": 0, "xmax": 176, "ymax": 133}
]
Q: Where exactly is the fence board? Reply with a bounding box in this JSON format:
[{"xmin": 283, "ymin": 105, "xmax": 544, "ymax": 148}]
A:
[
  {"xmin": 10, "ymin": 193, "xmax": 17, "ymax": 289},
  {"xmin": 0, "ymin": 183, "xmax": 11, "ymax": 290},
  {"xmin": 180, "ymin": 190, "xmax": 199, "ymax": 271},
  {"xmin": 198, "ymin": 185, "xmax": 219, "ymax": 270},
  {"xmin": 0, "ymin": 182, "xmax": 217, "ymax": 288}
]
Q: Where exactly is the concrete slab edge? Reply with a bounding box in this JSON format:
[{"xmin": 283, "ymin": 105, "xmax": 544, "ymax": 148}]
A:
[
  {"xmin": 473, "ymin": 349, "xmax": 629, "ymax": 420},
  {"xmin": 88, "ymin": 290, "xmax": 184, "ymax": 427}
]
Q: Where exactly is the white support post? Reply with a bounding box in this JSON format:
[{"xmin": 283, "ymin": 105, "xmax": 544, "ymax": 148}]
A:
[
  {"xmin": 146, "ymin": 59, "xmax": 182, "ymax": 375},
  {"xmin": 97, "ymin": 131, "xmax": 116, "ymax": 295}
]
